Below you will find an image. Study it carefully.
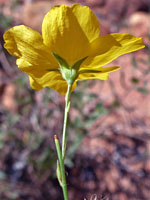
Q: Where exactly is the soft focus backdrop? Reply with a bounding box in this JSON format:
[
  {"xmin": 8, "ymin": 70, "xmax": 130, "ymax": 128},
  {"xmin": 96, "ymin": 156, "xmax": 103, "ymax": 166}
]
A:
[{"xmin": 0, "ymin": 0, "xmax": 150, "ymax": 199}]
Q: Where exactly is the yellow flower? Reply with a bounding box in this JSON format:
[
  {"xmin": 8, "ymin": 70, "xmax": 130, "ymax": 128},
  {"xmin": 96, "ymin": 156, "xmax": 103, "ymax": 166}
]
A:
[{"xmin": 3, "ymin": 4, "xmax": 145, "ymax": 95}]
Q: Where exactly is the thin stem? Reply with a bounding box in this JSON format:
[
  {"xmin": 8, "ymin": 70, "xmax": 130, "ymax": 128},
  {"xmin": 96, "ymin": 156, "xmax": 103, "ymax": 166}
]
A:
[
  {"xmin": 62, "ymin": 84, "xmax": 72, "ymax": 159},
  {"xmin": 54, "ymin": 84, "xmax": 72, "ymax": 200},
  {"xmin": 54, "ymin": 135, "xmax": 69, "ymax": 200}
]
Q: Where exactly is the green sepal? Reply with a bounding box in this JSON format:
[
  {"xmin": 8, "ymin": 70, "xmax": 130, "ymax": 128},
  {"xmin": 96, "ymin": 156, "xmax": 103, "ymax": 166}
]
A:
[
  {"xmin": 72, "ymin": 56, "xmax": 88, "ymax": 71},
  {"xmin": 52, "ymin": 52, "xmax": 69, "ymax": 69},
  {"xmin": 52, "ymin": 51, "xmax": 88, "ymax": 85},
  {"xmin": 53, "ymin": 51, "xmax": 72, "ymax": 83},
  {"xmin": 79, "ymin": 69, "xmax": 102, "ymax": 74},
  {"xmin": 47, "ymin": 68, "xmax": 60, "ymax": 72}
]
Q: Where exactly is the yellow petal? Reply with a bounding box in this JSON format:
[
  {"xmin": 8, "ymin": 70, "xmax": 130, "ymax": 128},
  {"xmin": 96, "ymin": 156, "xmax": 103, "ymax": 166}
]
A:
[
  {"xmin": 29, "ymin": 76, "xmax": 43, "ymax": 91},
  {"xmin": 30, "ymin": 71, "xmax": 77, "ymax": 95},
  {"xmin": 71, "ymin": 4, "xmax": 100, "ymax": 42},
  {"xmin": 78, "ymin": 66, "xmax": 120, "ymax": 81},
  {"xmin": 4, "ymin": 25, "xmax": 58, "ymax": 76},
  {"xmin": 84, "ymin": 33, "xmax": 145, "ymax": 68},
  {"xmin": 42, "ymin": 5, "xmax": 89, "ymax": 66},
  {"xmin": 16, "ymin": 58, "xmax": 43, "ymax": 77}
]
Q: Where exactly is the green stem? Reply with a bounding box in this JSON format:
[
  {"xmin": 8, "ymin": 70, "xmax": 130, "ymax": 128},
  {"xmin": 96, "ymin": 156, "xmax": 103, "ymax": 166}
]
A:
[
  {"xmin": 54, "ymin": 135, "xmax": 69, "ymax": 200},
  {"xmin": 54, "ymin": 84, "xmax": 72, "ymax": 200},
  {"xmin": 62, "ymin": 84, "xmax": 72, "ymax": 159}
]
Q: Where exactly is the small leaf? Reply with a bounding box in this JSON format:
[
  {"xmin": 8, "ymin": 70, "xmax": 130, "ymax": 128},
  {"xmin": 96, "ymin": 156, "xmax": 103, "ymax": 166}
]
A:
[
  {"xmin": 137, "ymin": 87, "xmax": 149, "ymax": 94},
  {"xmin": 86, "ymin": 103, "xmax": 108, "ymax": 126},
  {"xmin": 131, "ymin": 56, "xmax": 137, "ymax": 68},
  {"xmin": 56, "ymin": 161, "xmax": 62, "ymax": 186},
  {"xmin": 112, "ymin": 100, "xmax": 121, "ymax": 107},
  {"xmin": 131, "ymin": 77, "xmax": 139, "ymax": 84}
]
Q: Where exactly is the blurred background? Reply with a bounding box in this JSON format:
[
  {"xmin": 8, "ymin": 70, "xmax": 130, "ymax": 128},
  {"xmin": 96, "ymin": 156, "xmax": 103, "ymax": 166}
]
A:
[{"xmin": 0, "ymin": 0, "xmax": 150, "ymax": 199}]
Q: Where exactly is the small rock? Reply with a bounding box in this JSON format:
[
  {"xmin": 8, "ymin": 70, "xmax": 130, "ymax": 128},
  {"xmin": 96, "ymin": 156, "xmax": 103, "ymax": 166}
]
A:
[
  {"xmin": 128, "ymin": 12, "xmax": 150, "ymax": 43},
  {"xmin": 2, "ymin": 83, "xmax": 17, "ymax": 112}
]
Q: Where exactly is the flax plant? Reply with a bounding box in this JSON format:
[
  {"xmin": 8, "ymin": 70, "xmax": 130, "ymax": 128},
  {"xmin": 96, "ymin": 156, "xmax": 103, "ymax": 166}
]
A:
[{"xmin": 3, "ymin": 4, "xmax": 145, "ymax": 200}]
